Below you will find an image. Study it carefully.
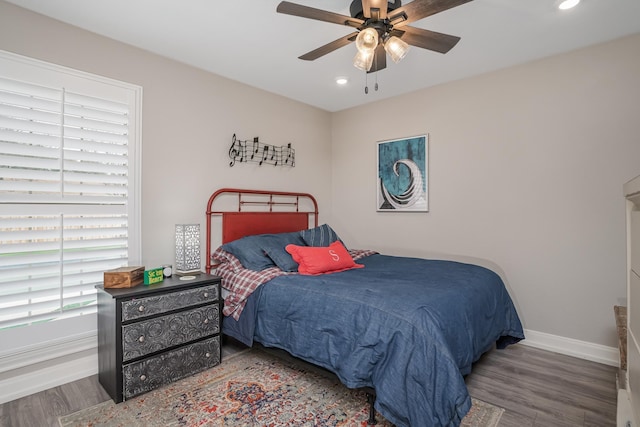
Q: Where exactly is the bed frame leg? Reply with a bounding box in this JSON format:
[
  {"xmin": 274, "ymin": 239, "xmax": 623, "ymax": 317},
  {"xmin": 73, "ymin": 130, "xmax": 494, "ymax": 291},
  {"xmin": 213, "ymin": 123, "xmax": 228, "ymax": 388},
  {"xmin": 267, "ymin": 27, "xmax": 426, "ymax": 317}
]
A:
[{"xmin": 366, "ymin": 392, "xmax": 378, "ymax": 425}]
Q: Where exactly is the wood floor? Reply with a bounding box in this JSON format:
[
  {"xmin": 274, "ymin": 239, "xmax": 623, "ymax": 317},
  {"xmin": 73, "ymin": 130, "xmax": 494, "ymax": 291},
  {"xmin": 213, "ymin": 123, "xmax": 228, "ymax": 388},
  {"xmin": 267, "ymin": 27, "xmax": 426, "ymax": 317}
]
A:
[
  {"xmin": 0, "ymin": 342, "xmax": 618, "ymax": 427},
  {"xmin": 464, "ymin": 344, "xmax": 618, "ymax": 427}
]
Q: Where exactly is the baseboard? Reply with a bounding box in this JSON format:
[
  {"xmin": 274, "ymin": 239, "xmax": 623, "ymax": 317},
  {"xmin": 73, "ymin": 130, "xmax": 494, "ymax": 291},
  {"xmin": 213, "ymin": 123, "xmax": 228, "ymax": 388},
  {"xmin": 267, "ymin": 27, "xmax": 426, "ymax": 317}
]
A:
[
  {"xmin": 521, "ymin": 328, "xmax": 620, "ymax": 367},
  {"xmin": 0, "ymin": 332, "xmax": 98, "ymax": 405},
  {"xmin": 0, "ymin": 351, "xmax": 98, "ymax": 405},
  {"xmin": 0, "ymin": 331, "xmax": 96, "ymax": 373}
]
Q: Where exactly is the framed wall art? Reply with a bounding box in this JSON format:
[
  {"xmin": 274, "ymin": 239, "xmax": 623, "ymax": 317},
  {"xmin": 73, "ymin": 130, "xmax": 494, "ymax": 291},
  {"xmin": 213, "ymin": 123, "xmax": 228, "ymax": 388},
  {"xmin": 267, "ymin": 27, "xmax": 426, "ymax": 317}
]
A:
[{"xmin": 377, "ymin": 134, "xmax": 428, "ymax": 212}]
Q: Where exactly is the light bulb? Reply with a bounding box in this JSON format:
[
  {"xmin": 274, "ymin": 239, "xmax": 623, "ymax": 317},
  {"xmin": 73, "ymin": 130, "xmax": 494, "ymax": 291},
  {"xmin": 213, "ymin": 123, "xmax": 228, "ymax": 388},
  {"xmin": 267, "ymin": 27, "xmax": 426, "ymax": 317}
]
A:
[
  {"xmin": 384, "ymin": 36, "xmax": 409, "ymax": 63},
  {"xmin": 558, "ymin": 0, "xmax": 579, "ymax": 9},
  {"xmin": 353, "ymin": 50, "xmax": 374, "ymax": 71},
  {"xmin": 355, "ymin": 28, "xmax": 379, "ymax": 53}
]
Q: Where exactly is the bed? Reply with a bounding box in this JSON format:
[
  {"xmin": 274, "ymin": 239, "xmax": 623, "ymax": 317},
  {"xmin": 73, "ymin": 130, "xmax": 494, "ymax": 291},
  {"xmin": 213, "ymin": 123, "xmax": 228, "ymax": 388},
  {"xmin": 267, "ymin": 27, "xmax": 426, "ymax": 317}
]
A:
[{"xmin": 206, "ymin": 188, "xmax": 524, "ymax": 427}]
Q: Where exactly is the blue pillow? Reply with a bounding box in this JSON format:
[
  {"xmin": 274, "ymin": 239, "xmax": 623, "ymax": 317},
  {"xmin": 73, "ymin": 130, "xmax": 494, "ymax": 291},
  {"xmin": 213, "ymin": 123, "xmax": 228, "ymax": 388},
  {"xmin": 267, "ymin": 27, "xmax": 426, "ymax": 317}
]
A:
[
  {"xmin": 261, "ymin": 232, "xmax": 307, "ymax": 272},
  {"xmin": 300, "ymin": 224, "xmax": 343, "ymax": 247},
  {"xmin": 221, "ymin": 231, "xmax": 308, "ymax": 272},
  {"xmin": 221, "ymin": 235, "xmax": 275, "ymax": 271}
]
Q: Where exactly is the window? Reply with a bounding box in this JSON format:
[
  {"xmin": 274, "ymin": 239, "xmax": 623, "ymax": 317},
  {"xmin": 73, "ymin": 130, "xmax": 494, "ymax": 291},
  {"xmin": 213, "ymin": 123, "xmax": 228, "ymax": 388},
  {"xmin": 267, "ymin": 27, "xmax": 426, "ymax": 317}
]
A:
[{"xmin": 0, "ymin": 51, "xmax": 141, "ymax": 332}]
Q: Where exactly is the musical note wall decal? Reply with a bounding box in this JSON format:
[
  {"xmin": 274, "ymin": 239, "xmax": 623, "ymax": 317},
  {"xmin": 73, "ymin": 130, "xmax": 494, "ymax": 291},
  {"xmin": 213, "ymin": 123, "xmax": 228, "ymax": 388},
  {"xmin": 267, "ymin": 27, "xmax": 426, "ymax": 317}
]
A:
[{"xmin": 228, "ymin": 134, "xmax": 295, "ymax": 168}]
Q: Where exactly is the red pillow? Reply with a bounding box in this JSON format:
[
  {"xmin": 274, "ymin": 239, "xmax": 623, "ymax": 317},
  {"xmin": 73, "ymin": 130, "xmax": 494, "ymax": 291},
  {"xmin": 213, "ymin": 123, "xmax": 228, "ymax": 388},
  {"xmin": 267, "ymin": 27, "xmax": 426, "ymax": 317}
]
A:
[{"xmin": 285, "ymin": 241, "xmax": 364, "ymax": 275}]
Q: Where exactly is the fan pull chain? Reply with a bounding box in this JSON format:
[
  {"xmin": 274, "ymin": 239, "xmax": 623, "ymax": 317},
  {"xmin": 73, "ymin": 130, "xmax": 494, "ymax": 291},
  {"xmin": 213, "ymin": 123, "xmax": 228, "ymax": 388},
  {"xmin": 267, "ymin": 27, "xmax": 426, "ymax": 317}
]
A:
[{"xmin": 364, "ymin": 72, "xmax": 380, "ymax": 94}]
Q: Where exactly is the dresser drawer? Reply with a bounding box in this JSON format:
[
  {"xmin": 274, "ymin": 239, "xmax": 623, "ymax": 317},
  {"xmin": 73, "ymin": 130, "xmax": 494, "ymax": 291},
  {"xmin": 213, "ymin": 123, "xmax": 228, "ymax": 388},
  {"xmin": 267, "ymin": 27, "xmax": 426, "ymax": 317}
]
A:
[
  {"xmin": 122, "ymin": 336, "xmax": 220, "ymax": 400},
  {"xmin": 98, "ymin": 274, "xmax": 221, "ymax": 403},
  {"xmin": 121, "ymin": 284, "xmax": 219, "ymax": 322},
  {"xmin": 122, "ymin": 304, "xmax": 219, "ymax": 362}
]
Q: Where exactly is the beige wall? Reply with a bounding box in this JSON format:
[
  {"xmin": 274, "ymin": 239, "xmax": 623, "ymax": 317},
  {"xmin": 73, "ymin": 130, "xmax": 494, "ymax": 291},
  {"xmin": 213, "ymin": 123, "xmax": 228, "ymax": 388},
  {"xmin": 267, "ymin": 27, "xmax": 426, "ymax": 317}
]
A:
[
  {"xmin": 2, "ymin": 0, "xmax": 639, "ymax": 352},
  {"xmin": 0, "ymin": 1, "xmax": 333, "ymax": 272},
  {"xmin": 331, "ymin": 33, "xmax": 640, "ymax": 348}
]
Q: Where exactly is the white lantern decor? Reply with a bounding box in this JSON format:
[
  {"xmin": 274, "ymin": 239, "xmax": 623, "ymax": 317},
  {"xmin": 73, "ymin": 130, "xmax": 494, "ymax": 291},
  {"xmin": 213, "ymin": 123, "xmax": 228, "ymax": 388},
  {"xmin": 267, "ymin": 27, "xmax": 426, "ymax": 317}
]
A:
[{"xmin": 175, "ymin": 224, "xmax": 201, "ymax": 275}]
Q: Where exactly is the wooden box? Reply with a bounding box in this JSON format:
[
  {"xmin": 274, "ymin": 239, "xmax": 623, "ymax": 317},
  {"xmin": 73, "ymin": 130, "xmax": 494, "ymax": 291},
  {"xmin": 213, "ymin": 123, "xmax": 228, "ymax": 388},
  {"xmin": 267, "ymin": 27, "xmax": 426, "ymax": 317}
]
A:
[{"xmin": 104, "ymin": 266, "xmax": 145, "ymax": 289}]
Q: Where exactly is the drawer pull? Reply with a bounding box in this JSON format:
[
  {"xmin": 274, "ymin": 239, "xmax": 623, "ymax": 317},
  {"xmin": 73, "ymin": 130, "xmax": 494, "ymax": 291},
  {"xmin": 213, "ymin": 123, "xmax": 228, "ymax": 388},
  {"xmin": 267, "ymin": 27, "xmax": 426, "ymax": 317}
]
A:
[
  {"xmin": 205, "ymin": 352, "xmax": 211, "ymax": 358},
  {"xmin": 203, "ymin": 292, "xmax": 209, "ymax": 298},
  {"xmin": 204, "ymin": 318, "xmax": 209, "ymax": 324},
  {"xmin": 140, "ymin": 374, "xmax": 147, "ymax": 381},
  {"xmin": 138, "ymin": 305, "xmax": 145, "ymax": 312},
  {"xmin": 138, "ymin": 335, "xmax": 145, "ymax": 343}
]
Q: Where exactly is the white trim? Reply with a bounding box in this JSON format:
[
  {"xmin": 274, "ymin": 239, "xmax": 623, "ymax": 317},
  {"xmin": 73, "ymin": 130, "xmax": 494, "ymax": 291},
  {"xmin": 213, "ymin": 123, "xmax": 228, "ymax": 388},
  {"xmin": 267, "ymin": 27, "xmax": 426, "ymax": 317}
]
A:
[
  {"xmin": 0, "ymin": 331, "xmax": 96, "ymax": 373},
  {"xmin": 0, "ymin": 353, "xmax": 97, "ymax": 405},
  {"xmin": 617, "ymin": 388, "xmax": 638, "ymax": 427},
  {"xmin": 0, "ymin": 49, "xmax": 141, "ymax": 100},
  {"xmin": 0, "ymin": 338, "xmax": 98, "ymax": 404},
  {"xmin": 520, "ymin": 328, "xmax": 620, "ymax": 367},
  {"xmin": 129, "ymin": 82, "xmax": 143, "ymax": 265}
]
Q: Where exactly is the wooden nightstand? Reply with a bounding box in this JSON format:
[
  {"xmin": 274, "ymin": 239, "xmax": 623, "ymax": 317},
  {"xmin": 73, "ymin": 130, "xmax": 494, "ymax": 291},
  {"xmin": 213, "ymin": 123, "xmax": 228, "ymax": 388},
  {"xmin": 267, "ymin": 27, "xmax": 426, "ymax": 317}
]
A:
[{"xmin": 96, "ymin": 274, "xmax": 221, "ymax": 403}]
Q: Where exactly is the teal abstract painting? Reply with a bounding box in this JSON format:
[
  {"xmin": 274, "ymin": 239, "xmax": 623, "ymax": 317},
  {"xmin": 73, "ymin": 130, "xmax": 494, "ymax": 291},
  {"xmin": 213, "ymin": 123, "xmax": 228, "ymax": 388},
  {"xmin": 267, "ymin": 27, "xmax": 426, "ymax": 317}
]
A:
[{"xmin": 377, "ymin": 135, "xmax": 428, "ymax": 212}]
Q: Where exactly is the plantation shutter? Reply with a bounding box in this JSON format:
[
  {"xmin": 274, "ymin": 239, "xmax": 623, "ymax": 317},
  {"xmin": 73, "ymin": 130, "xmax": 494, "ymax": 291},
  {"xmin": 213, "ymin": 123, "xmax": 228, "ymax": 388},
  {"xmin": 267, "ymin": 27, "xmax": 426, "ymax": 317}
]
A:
[{"xmin": 0, "ymin": 53, "xmax": 141, "ymax": 330}]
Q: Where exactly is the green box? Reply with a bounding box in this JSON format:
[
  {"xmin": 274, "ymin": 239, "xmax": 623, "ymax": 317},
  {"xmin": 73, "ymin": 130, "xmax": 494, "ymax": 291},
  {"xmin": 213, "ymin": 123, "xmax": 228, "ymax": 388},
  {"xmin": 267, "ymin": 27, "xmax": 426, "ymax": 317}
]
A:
[{"xmin": 144, "ymin": 267, "xmax": 164, "ymax": 285}]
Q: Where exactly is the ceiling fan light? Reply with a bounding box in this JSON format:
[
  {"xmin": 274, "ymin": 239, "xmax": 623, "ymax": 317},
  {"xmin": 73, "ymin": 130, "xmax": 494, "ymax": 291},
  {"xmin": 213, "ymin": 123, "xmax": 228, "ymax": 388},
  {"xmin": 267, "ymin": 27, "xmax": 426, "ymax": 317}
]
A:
[
  {"xmin": 353, "ymin": 50, "xmax": 374, "ymax": 71},
  {"xmin": 384, "ymin": 36, "xmax": 410, "ymax": 63},
  {"xmin": 355, "ymin": 28, "xmax": 379, "ymax": 53}
]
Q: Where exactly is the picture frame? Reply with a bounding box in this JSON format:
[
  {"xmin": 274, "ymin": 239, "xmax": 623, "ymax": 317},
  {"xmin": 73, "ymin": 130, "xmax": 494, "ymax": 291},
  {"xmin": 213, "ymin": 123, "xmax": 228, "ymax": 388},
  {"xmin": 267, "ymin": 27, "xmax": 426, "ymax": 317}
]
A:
[{"xmin": 377, "ymin": 134, "xmax": 428, "ymax": 212}]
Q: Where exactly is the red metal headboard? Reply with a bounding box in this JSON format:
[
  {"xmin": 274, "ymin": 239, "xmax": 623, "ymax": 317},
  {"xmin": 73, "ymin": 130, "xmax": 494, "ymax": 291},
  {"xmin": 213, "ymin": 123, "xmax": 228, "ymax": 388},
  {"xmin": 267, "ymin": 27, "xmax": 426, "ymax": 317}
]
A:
[{"xmin": 205, "ymin": 188, "xmax": 319, "ymax": 273}]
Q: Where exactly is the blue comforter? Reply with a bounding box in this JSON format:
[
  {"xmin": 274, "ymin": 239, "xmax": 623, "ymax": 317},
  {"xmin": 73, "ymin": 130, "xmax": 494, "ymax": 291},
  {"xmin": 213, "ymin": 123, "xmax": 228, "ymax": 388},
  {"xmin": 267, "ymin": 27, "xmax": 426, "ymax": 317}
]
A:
[{"xmin": 225, "ymin": 254, "xmax": 524, "ymax": 427}]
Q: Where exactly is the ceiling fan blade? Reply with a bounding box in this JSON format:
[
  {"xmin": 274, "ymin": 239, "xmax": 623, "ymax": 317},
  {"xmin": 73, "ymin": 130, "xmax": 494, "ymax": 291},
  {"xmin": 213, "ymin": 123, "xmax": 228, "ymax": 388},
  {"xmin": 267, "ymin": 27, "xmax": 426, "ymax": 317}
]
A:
[
  {"xmin": 299, "ymin": 32, "xmax": 358, "ymax": 61},
  {"xmin": 369, "ymin": 44, "xmax": 387, "ymax": 73},
  {"xmin": 361, "ymin": 0, "xmax": 389, "ymax": 19},
  {"xmin": 395, "ymin": 26, "xmax": 461, "ymax": 54},
  {"xmin": 389, "ymin": 0, "xmax": 473, "ymax": 28},
  {"xmin": 277, "ymin": 1, "xmax": 363, "ymax": 28}
]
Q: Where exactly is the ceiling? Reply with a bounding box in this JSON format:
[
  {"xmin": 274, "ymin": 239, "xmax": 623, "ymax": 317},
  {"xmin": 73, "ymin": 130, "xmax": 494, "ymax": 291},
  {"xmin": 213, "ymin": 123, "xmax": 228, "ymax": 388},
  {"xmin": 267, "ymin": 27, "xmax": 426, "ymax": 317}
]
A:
[{"xmin": 6, "ymin": 0, "xmax": 640, "ymax": 112}]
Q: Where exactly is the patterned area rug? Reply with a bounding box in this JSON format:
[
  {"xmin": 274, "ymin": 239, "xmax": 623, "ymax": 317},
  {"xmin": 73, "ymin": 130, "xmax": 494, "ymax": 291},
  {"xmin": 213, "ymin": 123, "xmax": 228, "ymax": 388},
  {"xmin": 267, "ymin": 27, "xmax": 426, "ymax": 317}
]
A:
[{"xmin": 59, "ymin": 348, "xmax": 504, "ymax": 427}]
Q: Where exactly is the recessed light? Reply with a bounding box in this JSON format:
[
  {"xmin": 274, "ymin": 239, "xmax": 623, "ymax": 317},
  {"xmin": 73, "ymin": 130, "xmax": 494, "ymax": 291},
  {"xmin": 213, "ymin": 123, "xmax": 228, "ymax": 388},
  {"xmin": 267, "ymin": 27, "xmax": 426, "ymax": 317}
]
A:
[
  {"xmin": 558, "ymin": 0, "xmax": 580, "ymax": 10},
  {"xmin": 335, "ymin": 77, "xmax": 348, "ymax": 85}
]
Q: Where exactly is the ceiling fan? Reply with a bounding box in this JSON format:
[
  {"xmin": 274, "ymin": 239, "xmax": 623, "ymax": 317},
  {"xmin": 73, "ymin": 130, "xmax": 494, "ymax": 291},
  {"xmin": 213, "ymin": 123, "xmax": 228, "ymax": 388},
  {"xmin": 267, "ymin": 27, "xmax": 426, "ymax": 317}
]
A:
[{"xmin": 276, "ymin": 0, "xmax": 473, "ymax": 73}]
